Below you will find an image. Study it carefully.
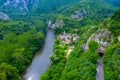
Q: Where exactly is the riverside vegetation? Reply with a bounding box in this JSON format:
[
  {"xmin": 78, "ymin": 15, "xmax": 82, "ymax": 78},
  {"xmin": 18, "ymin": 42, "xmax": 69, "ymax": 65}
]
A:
[
  {"xmin": 40, "ymin": 0, "xmax": 120, "ymax": 80},
  {"xmin": 0, "ymin": 0, "xmax": 120, "ymax": 80},
  {"xmin": 0, "ymin": 20, "xmax": 46, "ymax": 80}
]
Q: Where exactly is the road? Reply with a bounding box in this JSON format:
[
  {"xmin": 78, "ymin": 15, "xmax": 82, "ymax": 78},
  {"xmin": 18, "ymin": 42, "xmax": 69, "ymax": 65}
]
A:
[{"xmin": 96, "ymin": 57, "xmax": 104, "ymax": 80}]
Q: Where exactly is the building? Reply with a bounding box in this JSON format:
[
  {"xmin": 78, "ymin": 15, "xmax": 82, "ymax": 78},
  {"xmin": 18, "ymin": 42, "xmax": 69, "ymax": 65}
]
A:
[{"xmin": 59, "ymin": 32, "xmax": 79, "ymax": 44}]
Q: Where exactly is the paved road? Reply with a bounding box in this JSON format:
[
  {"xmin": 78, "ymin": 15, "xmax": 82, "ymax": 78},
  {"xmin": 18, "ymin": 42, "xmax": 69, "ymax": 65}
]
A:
[{"xmin": 96, "ymin": 57, "xmax": 104, "ymax": 80}]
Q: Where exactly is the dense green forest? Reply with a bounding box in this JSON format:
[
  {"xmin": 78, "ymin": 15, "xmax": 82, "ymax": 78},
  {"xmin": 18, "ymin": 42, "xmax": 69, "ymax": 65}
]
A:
[
  {"xmin": 40, "ymin": 0, "xmax": 120, "ymax": 80},
  {"xmin": 0, "ymin": 0, "xmax": 120, "ymax": 80},
  {"xmin": 105, "ymin": 0, "xmax": 120, "ymax": 7},
  {"xmin": 0, "ymin": 20, "xmax": 46, "ymax": 80},
  {"xmin": 40, "ymin": 8, "xmax": 120, "ymax": 80},
  {"xmin": 102, "ymin": 9, "xmax": 120, "ymax": 80}
]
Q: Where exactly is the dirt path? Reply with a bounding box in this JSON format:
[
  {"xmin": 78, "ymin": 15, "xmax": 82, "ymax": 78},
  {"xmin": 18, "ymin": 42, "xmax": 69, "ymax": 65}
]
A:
[{"xmin": 66, "ymin": 46, "xmax": 74, "ymax": 59}]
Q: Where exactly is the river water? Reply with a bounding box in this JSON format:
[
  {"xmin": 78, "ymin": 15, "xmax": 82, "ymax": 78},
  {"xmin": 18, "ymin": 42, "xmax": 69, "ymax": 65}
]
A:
[{"xmin": 23, "ymin": 29, "xmax": 55, "ymax": 80}]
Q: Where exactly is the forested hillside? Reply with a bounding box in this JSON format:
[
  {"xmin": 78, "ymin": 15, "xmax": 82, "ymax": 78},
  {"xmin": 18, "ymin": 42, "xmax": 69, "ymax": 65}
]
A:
[
  {"xmin": 0, "ymin": 0, "xmax": 79, "ymax": 15},
  {"xmin": 0, "ymin": 0, "xmax": 120, "ymax": 80},
  {"xmin": 40, "ymin": 8, "xmax": 120, "ymax": 80},
  {"xmin": 0, "ymin": 0, "xmax": 120, "ymax": 19},
  {"xmin": 35, "ymin": 0, "xmax": 80, "ymax": 13},
  {"xmin": 40, "ymin": 0, "xmax": 120, "ymax": 80},
  {"xmin": 105, "ymin": 0, "xmax": 120, "ymax": 7},
  {"xmin": 102, "ymin": 9, "xmax": 120, "ymax": 80},
  {"xmin": 0, "ymin": 20, "xmax": 46, "ymax": 80}
]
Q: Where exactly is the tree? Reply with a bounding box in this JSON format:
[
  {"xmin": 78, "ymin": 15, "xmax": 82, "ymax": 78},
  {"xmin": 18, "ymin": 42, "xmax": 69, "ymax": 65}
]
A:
[
  {"xmin": 0, "ymin": 63, "xmax": 22, "ymax": 80},
  {"xmin": 112, "ymin": 9, "xmax": 120, "ymax": 21},
  {"xmin": 88, "ymin": 40, "xmax": 99, "ymax": 52},
  {"xmin": 0, "ymin": 73, "xmax": 7, "ymax": 80}
]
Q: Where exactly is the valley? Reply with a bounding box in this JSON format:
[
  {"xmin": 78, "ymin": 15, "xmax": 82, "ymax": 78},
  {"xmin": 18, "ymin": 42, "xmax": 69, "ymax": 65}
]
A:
[
  {"xmin": 0, "ymin": 0, "xmax": 120, "ymax": 80},
  {"xmin": 23, "ymin": 29, "xmax": 55, "ymax": 80}
]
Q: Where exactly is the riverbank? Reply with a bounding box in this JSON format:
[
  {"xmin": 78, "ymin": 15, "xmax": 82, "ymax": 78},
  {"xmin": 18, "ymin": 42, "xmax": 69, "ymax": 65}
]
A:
[{"xmin": 23, "ymin": 29, "xmax": 55, "ymax": 80}]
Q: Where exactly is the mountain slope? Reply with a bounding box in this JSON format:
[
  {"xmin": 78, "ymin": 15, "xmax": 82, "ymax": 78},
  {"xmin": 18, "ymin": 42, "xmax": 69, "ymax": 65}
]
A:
[
  {"xmin": 56, "ymin": 0, "xmax": 116, "ymax": 23},
  {"xmin": 41, "ymin": 0, "xmax": 117, "ymax": 34},
  {"xmin": 40, "ymin": 8, "xmax": 120, "ymax": 80},
  {"xmin": 0, "ymin": 0, "xmax": 120, "ymax": 80},
  {"xmin": 105, "ymin": 0, "xmax": 120, "ymax": 7},
  {"xmin": 39, "ymin": 0, "xmax": 120, "ymax": 80},
  {"xmin": 0, "ymin": 19, "xmax": 47, "ymax": 80},
  {"xmin": 97, "ymin": 9, "xmax": 120, "ymax": 80},
  {"xmin": 0, "ymin": 0, "xmax": 120, "ymax": 20},
  {"xmin": 35, "ymin": 0, "xmax": 80, "ymax": 13},
  {"xmin": 0, "ymin": 0, "xmax": 80, "ymax": 14}
]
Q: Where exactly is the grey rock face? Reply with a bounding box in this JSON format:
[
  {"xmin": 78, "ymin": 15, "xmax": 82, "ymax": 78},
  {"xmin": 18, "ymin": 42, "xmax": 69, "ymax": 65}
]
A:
[
  {"xmin": 0, "ymin": 0, "xmax": 38, "ymax": 12},
  {"xmin": 3, "ymin": 0, "xmax": 29, "ymax": 11},
  {"xmin": 47, "ymin": 21, "xmax": 56, "ymax": 29},
  {"xmin": 83, "ymin": 29, "xmax": 113, "ymax": 51},
  {"xmin": 47, "ymin": 20, "xmax": 64, "ymax": 29},
  {"xmin": 0, "ymin": 12, "xmax": 9, "ymax": 20},
  {"xmin": 71, "ymin": 8, "xmax": 89, "ymax": 20}
]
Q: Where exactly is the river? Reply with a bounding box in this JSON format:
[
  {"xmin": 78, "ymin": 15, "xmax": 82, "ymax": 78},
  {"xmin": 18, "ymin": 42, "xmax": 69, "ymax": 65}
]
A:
[{"xmin": 23, "ymin": 29, "xmax": 55, "ymax": 80}]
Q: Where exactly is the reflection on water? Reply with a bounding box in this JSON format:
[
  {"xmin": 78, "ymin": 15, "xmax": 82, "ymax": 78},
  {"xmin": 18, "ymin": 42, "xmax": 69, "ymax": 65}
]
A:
[{"xmin": 23, "ymin": 29, "xmax": 55, "ymax": 80}]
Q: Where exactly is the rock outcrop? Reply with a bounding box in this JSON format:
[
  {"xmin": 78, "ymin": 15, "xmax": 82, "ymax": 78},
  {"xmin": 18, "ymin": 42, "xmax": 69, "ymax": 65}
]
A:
[
  {"xmin": 48, "ymin": 21, "xmax": 56, "ymax": 29},
  {"xmin": 47, "ymin": 20, "xmax": 64, "ymax": 29},
  {"xmin": 83, "ymin": 29, "xmax": 113, "ymax": 51},
  {"xmin": 71, "ymin": 8, "xmax": 90, "ymax": 20},
  {"xmin": 0, "ymin": 0, "xmax": 37, "ymax": 12},
  {"xmin": 0, "ymin": 12, "xmax": 9, "ymax": 20}
]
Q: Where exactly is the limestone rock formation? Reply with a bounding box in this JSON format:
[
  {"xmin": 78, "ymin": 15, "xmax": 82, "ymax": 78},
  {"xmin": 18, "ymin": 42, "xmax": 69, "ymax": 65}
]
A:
[
  {"xmin": 83, "ymin": 29, "xmax": 113, "ymax": 51},
  {"xmin": 0, "ymin": 0, "xmax": 38, "ymax": 12},
  {"xmin": 71, "ymin": 8, "xmax": 89, "ymax": 20},
  {"xmin": 0, "ymin": 12, "xmax": 9, "ymax": 20},
  {"xmin": 47, "ymin": 20, "xmax": 64, "ymax": 29}
]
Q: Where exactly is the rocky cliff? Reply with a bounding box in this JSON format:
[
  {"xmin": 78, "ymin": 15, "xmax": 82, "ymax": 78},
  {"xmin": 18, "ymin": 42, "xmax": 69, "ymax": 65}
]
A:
[
  {"xmin": 0, "ymin": 12, "xmax": 9, "ymax": 20},
  {"xmin": 83, "ymin": 28, "xmax": 113, "ymax": 51},
  {"xmin": 0, "ymin": 0, "xmax": 37, "ymax": 13}
]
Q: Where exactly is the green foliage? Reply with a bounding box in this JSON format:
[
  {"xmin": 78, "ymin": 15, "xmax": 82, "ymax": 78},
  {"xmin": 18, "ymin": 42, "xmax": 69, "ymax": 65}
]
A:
[
  {"xmin": 40, "ymin": 39, "xmax": 67, "ymax": 80},
  {"xmin": 98, "ymin": 9, "xmax": 120, "ymax": 79},
  {"xmin": 36, "ymin": 0, "xmax": 79, "ymax": 13},
  {"xmin": 56, "ymin": 0, "xmax": 115, "ymax": 25},
  {"xmin": 40, "ymin": 26, "xmax": 99, "ymax": 80},
  {"xmin": 0, "ymin": 0, "xmax": 120, "ymax": 80},
  {"xmin": 103, "ymin": 9, "xmax": 120, "ymax": 36},
  {"xmin": 59, "ymin": 26, "xmax": 98, "ymax": 80},
  {"xmin": 112, "ymin": 9, "xmax": 120, "ymax": 21},
  {"xmin": 0, "ymin": 19, "xmax": 46, "ymax": 79},
  {"xmin": 0, "ymin": 63, "xmax": 22, "ymax": 80},
  {"xmin": 53, "ymin": 17, "xmax": 82, "ymax": 34},
  {"xmin": 103, "ymin": 42, "xmax": 120, "ymax": 80},
  {"xmin": 88, "ymin": 40, "xmax": 99, "ymax": 52},
  {"xmin": 40, "ymin": 4, "xmax": 120, "ymax": 80},
  {"xmin": 105, "ymin": 0, "xmax": 120, "ymax": 7}
]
